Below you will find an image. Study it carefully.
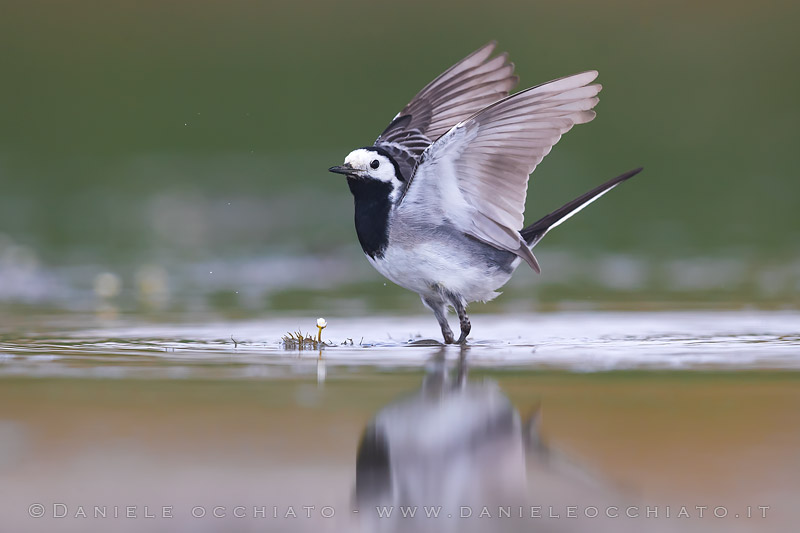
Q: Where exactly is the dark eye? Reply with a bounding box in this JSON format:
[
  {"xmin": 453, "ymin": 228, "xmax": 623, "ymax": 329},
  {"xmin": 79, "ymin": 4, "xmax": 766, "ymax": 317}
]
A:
[{"xmin": 370, "ymin": 159, "xmax": 380, "ymax": 170}]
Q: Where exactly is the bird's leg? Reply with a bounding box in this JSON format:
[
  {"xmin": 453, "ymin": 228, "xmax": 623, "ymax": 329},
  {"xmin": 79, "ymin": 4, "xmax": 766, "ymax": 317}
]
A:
[
  {"xmin": 447, "ymin": 292, "xmax": 471, "ymax": 344},
  {"xmin": 421, "ymin": 295, "xmax": 455, "ymax": 344}
]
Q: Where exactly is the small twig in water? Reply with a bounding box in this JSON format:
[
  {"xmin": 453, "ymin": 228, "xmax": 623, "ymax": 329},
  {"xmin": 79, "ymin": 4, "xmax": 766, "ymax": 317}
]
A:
[{"xmin": 281, "ymin": 331, "xmax": 332, "ymax": 350}]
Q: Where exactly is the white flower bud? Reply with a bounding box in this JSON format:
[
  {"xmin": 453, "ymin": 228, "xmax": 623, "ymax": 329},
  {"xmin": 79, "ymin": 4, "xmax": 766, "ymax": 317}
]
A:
[{"xmin": 316, "ymin": 318, "xmax": 327, "ymax": 328}]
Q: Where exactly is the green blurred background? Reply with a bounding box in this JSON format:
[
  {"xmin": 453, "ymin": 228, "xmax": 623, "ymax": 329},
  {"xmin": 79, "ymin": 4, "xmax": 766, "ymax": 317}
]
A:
[{"xmin": 1, "ymin": 0, "xmax": 798, "ymax": 315}]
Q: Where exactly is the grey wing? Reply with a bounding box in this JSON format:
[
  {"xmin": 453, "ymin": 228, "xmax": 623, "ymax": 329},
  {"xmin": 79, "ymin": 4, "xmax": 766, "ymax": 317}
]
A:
[
  {"xmin": 374, "ymin": 42, "xmax": 518, "ymax": 181},
  {"xmin": 402, "ymin": 71, "xmax": 601, "ymax": 271}
]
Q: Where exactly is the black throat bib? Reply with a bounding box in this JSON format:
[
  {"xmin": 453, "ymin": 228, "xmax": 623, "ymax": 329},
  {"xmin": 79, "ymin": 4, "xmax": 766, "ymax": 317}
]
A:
[{"xmin": 347, "ymin": 177, "xmax": 393, "ymax": 259}]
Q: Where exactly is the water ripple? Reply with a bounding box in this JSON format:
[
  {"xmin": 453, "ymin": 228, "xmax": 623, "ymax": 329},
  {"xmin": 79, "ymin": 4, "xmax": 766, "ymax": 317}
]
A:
[{"xmin": 1, "ymin": 310, "xmax": 799, "ymax": 378}]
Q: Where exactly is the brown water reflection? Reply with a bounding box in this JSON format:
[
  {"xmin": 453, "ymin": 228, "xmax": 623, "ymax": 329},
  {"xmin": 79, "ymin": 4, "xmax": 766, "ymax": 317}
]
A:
[{"xmin": 0, "ymin": 356, "xmax": 797, "ymax": 532}]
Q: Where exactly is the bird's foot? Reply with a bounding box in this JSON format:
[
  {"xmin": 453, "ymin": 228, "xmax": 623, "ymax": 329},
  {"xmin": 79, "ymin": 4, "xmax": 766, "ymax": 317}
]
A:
[
  {"xmin": 456, "ymin": 319, "xmax": 471, "ymax": 345},
  {"xmin": 442, "ymin": 330, "xmax": 456, "ymax": 344}
]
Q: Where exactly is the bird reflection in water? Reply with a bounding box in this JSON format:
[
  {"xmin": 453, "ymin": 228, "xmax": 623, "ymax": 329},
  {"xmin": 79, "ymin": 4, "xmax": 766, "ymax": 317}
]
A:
[
  {"xmin": 353, "ymin": 349, "xmax": 637, "ymax": 533},
  {"xmin": 354, "ymin": 348, "xmax": 541, "ymax": 533}
]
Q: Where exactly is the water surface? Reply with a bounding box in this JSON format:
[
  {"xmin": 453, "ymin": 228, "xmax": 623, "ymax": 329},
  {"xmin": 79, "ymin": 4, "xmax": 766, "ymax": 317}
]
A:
[{"xmin": 1, "ymin": 310, "xmax": 798, "ymax": 532}]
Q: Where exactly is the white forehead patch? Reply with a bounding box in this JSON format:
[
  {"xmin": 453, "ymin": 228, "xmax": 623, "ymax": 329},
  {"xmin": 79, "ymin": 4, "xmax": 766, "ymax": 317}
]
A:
[
  {"xmin": 343, "ymin": 148, "xmax": 378, "ymax": 168},
  {"xmin": 343, "ymin": 149, "xmax": 401, "ymax": 186}
]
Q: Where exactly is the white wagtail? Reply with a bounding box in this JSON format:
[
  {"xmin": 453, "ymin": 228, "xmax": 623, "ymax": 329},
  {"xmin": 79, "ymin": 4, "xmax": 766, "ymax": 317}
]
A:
[{"xmin": 329, "ymin": 42, "xmax": 642, "ymax": 344}]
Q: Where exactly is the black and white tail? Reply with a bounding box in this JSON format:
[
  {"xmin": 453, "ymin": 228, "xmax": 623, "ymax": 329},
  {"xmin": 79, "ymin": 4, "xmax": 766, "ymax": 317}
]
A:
[{"xmin": 521, "ymin": 167, "xmax": 644, "ymax": 249}]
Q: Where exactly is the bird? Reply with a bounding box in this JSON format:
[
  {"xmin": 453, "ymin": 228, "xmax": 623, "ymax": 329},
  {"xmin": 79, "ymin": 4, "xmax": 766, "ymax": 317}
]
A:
[{"xmin": 329, "ymin": 42, "xmax": 642, "ymax": 344}]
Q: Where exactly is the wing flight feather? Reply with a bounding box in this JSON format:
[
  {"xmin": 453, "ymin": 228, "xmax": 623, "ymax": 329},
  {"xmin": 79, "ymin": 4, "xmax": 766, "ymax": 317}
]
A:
[
  {"xmin": 374, "ymin": 42, "xmax": 518, "ymax": 181},
  {"xmin": 402, "ymin": 71, "xmax": 602, "ymax": 270}
]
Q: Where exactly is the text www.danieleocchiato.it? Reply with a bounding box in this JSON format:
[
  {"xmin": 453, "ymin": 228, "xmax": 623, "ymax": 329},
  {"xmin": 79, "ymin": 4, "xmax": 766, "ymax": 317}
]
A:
[{"xmin": 28, "ymin": 503, "xmax": 771, "ymax": 520}]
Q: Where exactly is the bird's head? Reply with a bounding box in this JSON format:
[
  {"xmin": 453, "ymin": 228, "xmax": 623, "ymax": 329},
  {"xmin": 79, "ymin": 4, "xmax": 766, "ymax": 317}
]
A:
[{"xmin": 329, "ymin": 148, "xmax": 405, "ymax": 190}]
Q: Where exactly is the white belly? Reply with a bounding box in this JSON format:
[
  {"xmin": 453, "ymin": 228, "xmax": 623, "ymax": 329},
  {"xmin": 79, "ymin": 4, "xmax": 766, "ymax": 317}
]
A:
[{"xmin": 366, "ymin": 241, "xmax": 517, "ymax": 303}]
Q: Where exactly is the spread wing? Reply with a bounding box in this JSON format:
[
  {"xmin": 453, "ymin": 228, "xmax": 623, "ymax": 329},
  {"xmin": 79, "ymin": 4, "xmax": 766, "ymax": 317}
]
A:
[
  {"xmin": 374, "ymin": 42, "xmax": 518, "ymax": 181},
  {"xmin": 400, "ymin": 71, "xmax": 601, "ymax": 271}
]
